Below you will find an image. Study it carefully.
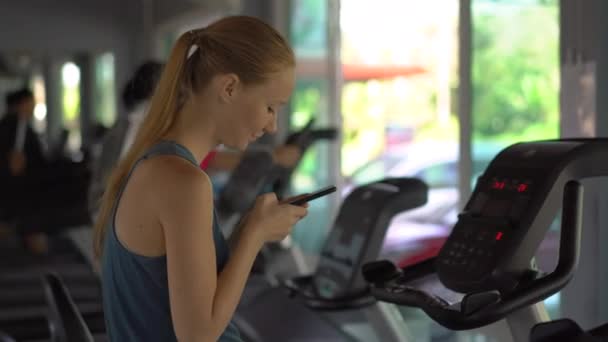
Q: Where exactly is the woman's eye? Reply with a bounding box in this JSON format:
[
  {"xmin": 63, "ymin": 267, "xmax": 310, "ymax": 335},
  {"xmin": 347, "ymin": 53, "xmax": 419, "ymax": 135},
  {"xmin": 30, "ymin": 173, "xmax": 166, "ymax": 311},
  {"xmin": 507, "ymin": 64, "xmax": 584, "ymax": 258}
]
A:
[{"xmin": 267, "ymin": 107, "xmax": 275, "ymax": 114}]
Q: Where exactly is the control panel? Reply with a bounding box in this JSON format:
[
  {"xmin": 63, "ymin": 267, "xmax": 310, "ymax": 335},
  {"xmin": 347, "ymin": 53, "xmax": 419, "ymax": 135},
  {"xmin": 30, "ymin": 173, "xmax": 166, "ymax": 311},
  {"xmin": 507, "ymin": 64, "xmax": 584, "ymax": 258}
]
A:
[
  {"xmin": 362, "ymin": 138, "xmax": 608, "ymax": 330},
  {"xmin": 437, "ymin": 140, "xmax": 585, "ymax": 293}
]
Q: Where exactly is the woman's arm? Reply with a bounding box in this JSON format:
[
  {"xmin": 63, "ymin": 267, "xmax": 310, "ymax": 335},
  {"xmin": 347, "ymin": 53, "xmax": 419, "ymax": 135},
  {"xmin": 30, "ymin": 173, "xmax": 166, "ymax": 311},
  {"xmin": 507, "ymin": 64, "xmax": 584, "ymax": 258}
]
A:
[{"xmin": 161, "ymin": 162, "xmax": 262, "ymax": 341}]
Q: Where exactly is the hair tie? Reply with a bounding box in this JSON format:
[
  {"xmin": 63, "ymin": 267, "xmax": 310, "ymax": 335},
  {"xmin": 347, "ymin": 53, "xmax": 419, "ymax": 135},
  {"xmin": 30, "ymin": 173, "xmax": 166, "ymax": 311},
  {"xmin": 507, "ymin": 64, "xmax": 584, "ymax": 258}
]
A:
[
  {"xmin": 186, "ymin": 29, "xmax": 201, "ymax": 59},
  {"xmin": 187, "ymin": 44, "xmax": 199, "ymax": 59}
]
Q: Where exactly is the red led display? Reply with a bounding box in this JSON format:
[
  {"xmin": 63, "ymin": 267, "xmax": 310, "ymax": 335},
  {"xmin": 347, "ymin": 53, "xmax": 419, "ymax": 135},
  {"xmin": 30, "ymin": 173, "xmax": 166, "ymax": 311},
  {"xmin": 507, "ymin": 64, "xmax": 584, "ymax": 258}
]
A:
[
  {"xmin": 492, "ymin": 181, "xmax": 506, "ymax": 190},
  {"xmin": 490, "ymin": 178, "xmax": 530, "ymax": 193},
  {"xmin": 495, "ymin": 232, "xmax": 504, "ymax": 241}
]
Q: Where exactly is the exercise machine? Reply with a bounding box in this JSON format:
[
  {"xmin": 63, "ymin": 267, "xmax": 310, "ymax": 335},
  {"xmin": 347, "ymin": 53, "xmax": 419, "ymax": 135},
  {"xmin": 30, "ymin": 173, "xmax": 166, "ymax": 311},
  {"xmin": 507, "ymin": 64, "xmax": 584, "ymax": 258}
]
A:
[
  {"xmin": 42, "ymin": 272, "xmax": 96, "ymax": 342},
  {"xmin": 236, "ymin": 177, "xmax": 428, "ymax": 342},
  {"xmin": 362, "ymin": 138, "xmax": 608, "ymax": 341}
]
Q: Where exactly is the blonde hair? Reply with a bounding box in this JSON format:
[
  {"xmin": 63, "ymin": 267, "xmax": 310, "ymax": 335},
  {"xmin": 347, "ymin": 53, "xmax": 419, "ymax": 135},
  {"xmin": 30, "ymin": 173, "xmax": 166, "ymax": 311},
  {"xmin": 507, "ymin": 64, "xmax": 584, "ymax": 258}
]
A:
[{"xmin": 93, "ymin": 16, "xmax": 295, "ymax": 258}]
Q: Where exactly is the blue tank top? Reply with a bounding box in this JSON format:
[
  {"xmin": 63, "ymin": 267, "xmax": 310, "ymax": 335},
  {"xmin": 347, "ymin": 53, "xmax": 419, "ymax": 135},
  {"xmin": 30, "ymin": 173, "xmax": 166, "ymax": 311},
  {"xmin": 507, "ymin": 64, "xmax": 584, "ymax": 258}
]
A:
[{"xmin": 101, "ymin": 140, "xmax": 242, "ymax": 342}]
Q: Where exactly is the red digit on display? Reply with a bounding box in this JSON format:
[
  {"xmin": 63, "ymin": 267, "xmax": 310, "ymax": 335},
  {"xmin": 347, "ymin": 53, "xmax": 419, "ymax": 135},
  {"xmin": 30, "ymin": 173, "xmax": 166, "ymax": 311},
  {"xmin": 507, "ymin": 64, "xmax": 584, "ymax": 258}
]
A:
[{"xmin": 493, "ymin": 181, "xmax": 506, "ymax": 190}]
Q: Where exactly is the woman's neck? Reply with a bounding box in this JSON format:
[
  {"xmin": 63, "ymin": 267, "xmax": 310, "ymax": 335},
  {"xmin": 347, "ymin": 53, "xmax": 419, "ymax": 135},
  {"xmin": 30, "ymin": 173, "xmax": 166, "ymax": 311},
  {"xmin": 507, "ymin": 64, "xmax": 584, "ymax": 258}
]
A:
[{"xmin": 163, "ymin": 98, "xmax": 219, "ymax": 164}]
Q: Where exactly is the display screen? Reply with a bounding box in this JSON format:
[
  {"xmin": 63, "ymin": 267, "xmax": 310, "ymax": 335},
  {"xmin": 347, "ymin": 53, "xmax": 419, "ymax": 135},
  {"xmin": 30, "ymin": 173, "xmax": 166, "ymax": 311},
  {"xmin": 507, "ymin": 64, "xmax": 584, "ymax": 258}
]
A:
[
  {"xmin": 492, "ymin": 181, "xmax": 506, "ymax": 190},
  {"xmin": 482, "ymin": 198, "xmax": 511, "ymax": 217},
  {"xmin": 490, "ymin": 179, "xmax": 531, "ymax": 193}
]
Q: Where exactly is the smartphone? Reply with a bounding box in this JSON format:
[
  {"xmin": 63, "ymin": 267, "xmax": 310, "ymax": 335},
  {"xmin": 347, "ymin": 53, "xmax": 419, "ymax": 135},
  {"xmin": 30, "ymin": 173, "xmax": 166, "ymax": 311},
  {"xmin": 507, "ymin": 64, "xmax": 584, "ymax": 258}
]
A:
[{"xmin": 289, "ymin": 186, "xmax": 337, "ymax": 206}]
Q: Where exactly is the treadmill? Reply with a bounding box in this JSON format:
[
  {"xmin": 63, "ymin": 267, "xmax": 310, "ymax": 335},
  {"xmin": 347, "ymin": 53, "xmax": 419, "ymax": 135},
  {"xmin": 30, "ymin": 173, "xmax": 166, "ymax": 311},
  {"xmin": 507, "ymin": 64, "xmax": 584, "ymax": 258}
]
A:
[
  {"xmin": 235, "ymin": 177, "xmax": 428, "ymax": 342},
  {"xmin": 361, "ymin": 138, "xmax": 608, "ymax": 341}
]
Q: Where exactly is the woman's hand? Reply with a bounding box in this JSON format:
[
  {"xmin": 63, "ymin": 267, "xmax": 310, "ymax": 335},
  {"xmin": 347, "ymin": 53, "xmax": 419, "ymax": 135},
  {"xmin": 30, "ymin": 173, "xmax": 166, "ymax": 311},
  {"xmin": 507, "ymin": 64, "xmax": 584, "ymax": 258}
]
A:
[{"xmin": 242, "ymin": 192, "xmax": 308, "ymax": 243}]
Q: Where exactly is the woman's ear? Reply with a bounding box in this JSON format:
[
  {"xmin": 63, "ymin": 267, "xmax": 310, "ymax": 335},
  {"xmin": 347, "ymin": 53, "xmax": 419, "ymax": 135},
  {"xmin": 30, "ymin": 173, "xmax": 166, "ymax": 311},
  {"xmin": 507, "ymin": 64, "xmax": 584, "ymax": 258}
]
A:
[{"xmin": 219, "ymin": 73, "xmax": 240, "ymax": 103}]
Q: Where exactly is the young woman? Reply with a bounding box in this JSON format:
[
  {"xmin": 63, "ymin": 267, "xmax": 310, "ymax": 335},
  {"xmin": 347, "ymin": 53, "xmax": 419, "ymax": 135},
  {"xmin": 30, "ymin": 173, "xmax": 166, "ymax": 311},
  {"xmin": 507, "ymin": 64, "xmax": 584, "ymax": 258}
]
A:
[{"xmin": 94, "ymin": 16, "xmax": 307, "ymax": 341}]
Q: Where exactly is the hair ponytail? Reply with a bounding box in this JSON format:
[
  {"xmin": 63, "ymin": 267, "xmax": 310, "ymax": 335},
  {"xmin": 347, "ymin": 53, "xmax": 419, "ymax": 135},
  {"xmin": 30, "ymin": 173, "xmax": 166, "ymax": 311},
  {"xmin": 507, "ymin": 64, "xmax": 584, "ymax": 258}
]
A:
[{"xmin": 93, "ymin": 32, "xmax": 194, "ymax": 258}]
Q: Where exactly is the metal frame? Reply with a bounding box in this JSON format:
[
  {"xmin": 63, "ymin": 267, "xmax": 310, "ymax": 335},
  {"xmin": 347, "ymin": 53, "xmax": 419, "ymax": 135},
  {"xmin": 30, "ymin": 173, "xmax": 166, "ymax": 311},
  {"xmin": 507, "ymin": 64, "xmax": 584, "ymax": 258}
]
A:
[
  {"xmin": 506, "ymin": 302, "xmax": 551, "ymax": 342},
  {"xmin": 327, "ymin": 0, "xmax": 344, "ymax": 202},
  {"xmin": 458, "ymin": 0, "xmax": 473, "ymax": 211},
  {"xmin": 592, "ymin": 0, "xmax": 608, "ymax": 325},
  {"xmin": 560, "ymin": 0, "xmax": 608, "ymax": 329}
]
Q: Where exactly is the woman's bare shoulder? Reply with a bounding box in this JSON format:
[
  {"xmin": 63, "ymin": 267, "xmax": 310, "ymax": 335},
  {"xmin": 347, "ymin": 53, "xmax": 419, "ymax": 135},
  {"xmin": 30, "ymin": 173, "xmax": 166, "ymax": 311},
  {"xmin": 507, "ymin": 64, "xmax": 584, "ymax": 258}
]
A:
[{"xmin": 137, "ymin": 155, "xmax": 213, "ymax": 205}]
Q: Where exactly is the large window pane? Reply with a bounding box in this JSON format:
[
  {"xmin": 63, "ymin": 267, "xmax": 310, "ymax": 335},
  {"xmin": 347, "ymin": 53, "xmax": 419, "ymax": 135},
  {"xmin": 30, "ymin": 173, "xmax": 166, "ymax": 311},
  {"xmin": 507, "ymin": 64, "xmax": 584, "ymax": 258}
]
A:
[
  {"xmin": 61, "ymin": 61, "xmax": 81, "ymax": 152},
  {"xmin": 341, "ymin": 0, "xmax": 460, "ymax": 340},
  {"xmin": 472, "ymin": 0, "xmax": 559, "ymax": 158},
  {"xmin": 30, "ymin": 73, "xmax": 47, "ymax": 134},
  {"xmin": 291, "ymin": 0, "xmax": 327, "ymax": 58},
  {"xmin": 94, "ymin": 53, "xmax": 116, "ymax": 127},
  {"xmin": 341, "ymin": 0, "xmax": 459, "ymax": 260},
  {"xmin": 288, "ymin": 0, "xmax": 335, "ymax": 253},
  {"xmin": 290, "ymin": 78, "xmax": 329, "ymax": 192},
  {"xmin": 472, "ymin": 0, "xmax": 560, "ymax": 317},
  {"xmin": 289, "ymin": 78, "xmax": 333, "ymax": 252}
]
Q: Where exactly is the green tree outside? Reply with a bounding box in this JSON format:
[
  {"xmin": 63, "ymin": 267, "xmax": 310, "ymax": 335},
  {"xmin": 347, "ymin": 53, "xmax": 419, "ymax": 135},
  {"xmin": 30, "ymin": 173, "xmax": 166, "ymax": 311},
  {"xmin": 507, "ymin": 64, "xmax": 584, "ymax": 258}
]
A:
[{"xmin": 472, "ymin": 0, "xmax": 559, "ymax": 144}]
